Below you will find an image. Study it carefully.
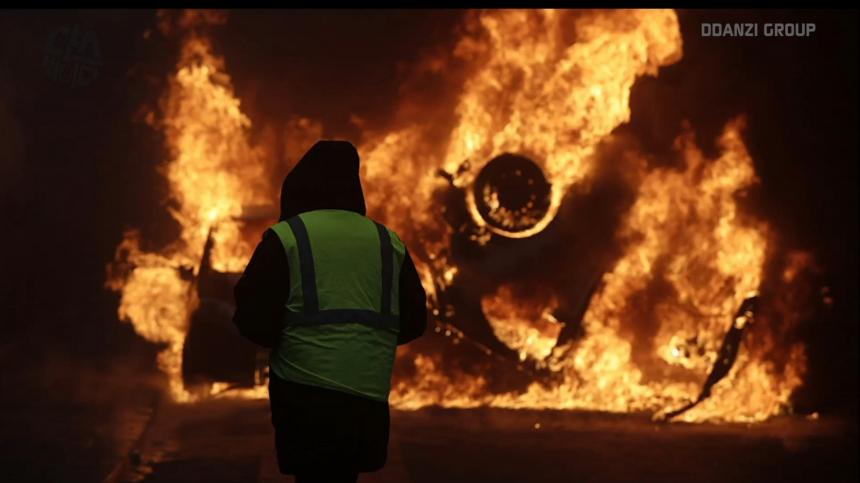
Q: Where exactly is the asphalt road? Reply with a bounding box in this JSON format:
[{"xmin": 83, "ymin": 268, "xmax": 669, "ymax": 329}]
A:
[{"xmin": 107, "ymin": 397, "xmax": 857, "ymax": 483}]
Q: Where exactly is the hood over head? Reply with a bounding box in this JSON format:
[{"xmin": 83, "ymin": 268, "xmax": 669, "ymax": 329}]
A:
[{"xmin": 279, "ymin": 140, "xmax": 367, "ymax": 221}]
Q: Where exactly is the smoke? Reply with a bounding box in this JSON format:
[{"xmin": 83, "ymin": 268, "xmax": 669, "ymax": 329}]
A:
[{"xmin": 540, "ymin": 133, "xmax": 642, "ymax": 323}]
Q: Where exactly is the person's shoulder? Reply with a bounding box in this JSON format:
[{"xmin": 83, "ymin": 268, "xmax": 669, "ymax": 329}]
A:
[
  {"xmin": 368, "ymin": 217, "xmax": 406, "ymax": 251},
  {"xmin": 386, "ymin": 226, "xmax": 403, "ymax": 243}
]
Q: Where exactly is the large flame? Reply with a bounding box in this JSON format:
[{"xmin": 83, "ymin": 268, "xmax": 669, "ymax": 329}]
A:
[
  {"xmin": 109, "ymin": 9, "xmax": 809, "ymax": 422},
  {"xmin": 108, "ymin": 34, "xmax": 268, "ymax": 401},
  {"xmin": 386, "ymin": 118, "xmax": 806, "ymax": 423},
  {"xmin": 364, "ymin": 10, "xmax": 805, "ymax": 422}
]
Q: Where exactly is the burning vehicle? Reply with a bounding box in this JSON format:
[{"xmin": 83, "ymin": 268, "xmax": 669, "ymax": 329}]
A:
[
  {"xmin": 109, "ymin": 9, "xmax": 821, "ymax": 422},
  {"xmin": 180, "ymin": 209, "xmax": 275, "ymax": 394}
]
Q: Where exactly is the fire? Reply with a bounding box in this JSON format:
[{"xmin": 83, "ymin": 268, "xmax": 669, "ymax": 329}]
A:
[
  {"xmin": 532, "ymin": 118, "xmax": 804, "ymax": 422},
  {"xmin": 106, "ymin": 233, "xmax": 195, "ymax": 400},
  {"xmin": 109, "ymin": 9, "xmax": 811, "ymax": 422},
  {"xmin": 108, "ymin": 33, "xmax": 269, "ymax": 401},
  {"xmin": 387, "ymin": 118, "xmax": 806, "ymax": 423},
  {"xmin": 481, "ymin": 284, "xmax": 562, "ymax": 362},
  {"xmin": 363, "ymin": 9, "xmax": 683, "ymax": 239},
  {"xmin": 365, "ymin": 10, "xmax": 805, "ymax": 422}
]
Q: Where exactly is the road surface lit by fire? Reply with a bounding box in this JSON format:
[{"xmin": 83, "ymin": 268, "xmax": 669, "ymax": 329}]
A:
[{"xmin": 108, "ymin": 398, "xmax": 855, "ymax": 483}]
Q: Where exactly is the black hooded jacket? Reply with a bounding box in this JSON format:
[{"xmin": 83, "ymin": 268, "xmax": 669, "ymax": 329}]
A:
[{"xmin": 233, "ymin": 140, "xmax": 427, "ymax": 348}]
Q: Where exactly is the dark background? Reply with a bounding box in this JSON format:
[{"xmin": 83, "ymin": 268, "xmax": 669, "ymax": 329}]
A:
[{"xmin": 0, "ymin": 7, "xmax": 856, "ymax": 430}]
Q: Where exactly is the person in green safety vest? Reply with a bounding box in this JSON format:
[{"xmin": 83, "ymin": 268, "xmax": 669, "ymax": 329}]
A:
[{"xmin": 233, "ymin": 140, "xmax": 428, "ymax": 483}]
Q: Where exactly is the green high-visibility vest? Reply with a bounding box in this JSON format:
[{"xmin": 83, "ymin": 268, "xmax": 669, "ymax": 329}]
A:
[{"xmin": 268, "ymin": 209, "xmax": 405, "ymax": 402}]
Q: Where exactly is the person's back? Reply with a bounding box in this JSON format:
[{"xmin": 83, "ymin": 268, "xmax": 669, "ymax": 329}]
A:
[
  {"xmin": 233, "ymin": 140, "xmax": 427, "ymax": 483},
  {"xmin": 270, "ymin": 208, "xmax": 406, "ymax": 401}
]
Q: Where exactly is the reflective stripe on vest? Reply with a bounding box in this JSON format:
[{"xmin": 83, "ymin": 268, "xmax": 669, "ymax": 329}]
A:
[{"xmin": 270, "ymin": 211, "xmax": 400, "ymax": 333}]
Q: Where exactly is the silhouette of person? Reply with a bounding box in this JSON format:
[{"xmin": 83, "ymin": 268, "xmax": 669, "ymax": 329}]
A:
[{"xmin": 234, "ymin": 140, "xmax": 427, "ymax": 483}]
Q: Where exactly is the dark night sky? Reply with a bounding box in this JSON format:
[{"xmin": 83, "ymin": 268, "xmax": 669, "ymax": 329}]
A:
[{"xmin": 0, "ymin": 10, "xmax": 857, "ymax": 411}]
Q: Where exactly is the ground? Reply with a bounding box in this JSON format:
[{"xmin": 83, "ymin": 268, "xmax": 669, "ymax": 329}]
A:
[
  {"xmin": 1, "ymin": 360, "xmax": 855, "ymax": 483},
  {"xmin": 97, "ymin": 396, "xmax": 857, "ymax": 483}
]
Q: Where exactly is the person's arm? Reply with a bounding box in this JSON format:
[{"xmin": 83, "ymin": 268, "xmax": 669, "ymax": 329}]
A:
[
  {"xmin": 397, "ymin": 251, "xmax": 427, "ymax": 345},
  {"xmin": 233, "ymin": 230, "xmax": 289, "ymax": 348}
]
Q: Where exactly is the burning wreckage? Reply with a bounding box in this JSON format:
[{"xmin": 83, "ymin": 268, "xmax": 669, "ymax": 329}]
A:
[
  {"xmin": 109, "ymin": 10, "xmax": 818, "ymax": 423},
  {"xmin": 178, "ymin": 155, "xmax": 765, "ymax": 424}
]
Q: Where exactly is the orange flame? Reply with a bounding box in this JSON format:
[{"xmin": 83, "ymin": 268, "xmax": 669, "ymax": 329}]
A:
[
  {"xmin": 365, "ymin": 10, "xmax": 805, "ymax": 422},
  {"xmin": 109, "ymin": 35, "xmax": 269, "ymax": 401},
  {"xmin": 109, "ymin": 9, "xmax": 810, "ymax": 422}
]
